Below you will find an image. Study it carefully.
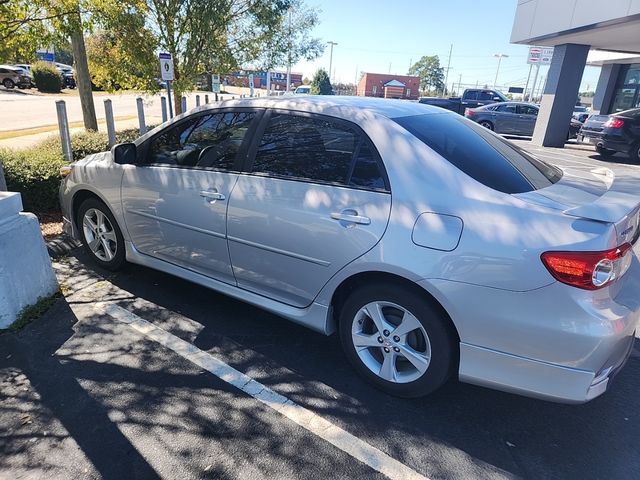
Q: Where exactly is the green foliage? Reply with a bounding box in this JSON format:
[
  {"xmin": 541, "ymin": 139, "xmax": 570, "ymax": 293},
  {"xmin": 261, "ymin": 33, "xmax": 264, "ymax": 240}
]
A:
[
  {"xmin": 1, "ymin": 144, "xmax": 66, "ymax": 212},
  {"xmin": 408, "ymin": 55, "xmax": 445, "ymax": 93},
  {"xmin": 1, "ymin": 126, "xmax": 148, "ymax": 213},
  {"xmin": 32, "ymin": 61, "xmax": 62, "ymax": 93},
  {"xmin": 311, "ymin": 68, "xmax": 333, "ymax": 95}
]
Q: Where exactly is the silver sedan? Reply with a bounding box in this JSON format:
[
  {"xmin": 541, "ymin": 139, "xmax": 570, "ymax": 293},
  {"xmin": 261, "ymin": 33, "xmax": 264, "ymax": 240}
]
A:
[{"xmin": 60, "ymin": 96, "xmax": 640, "ymax": 403}]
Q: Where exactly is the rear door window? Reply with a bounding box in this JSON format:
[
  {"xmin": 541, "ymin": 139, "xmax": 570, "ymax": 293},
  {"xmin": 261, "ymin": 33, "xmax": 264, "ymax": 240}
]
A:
[
  {"xmin": 251, "ymin": 113, "xmax": 388, "ymax": 191},
  {"xmin": 393, "ymin": 113, "xmax": 561, "ymax": 193},
  {"xmin": 464, "ymin": 90, "xmax": 478, "ymax": 100},
  {"xmin": 495, "ymin": 104, "xmax": 517, "ymax": 113}
]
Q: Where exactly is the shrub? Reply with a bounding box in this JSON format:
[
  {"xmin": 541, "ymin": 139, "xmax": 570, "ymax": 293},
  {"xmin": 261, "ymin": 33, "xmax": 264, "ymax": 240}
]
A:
[
  {"xmin": 31, "ymin": 61, "xmax": 62, "ymax": 93},
  {"xmin": 2, "ymin": 125, "xmax": 154, "ymax": 213}
]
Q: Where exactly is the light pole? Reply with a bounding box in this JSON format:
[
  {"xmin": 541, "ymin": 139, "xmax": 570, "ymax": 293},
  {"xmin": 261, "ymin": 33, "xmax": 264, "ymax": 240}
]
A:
[
  {"xmin": 328, "ymin": 41, "xmax": 338, "ymax": 82},
  {"xmin": 493, "ymin": 53, "xmax": 509, "ymax": 89}
]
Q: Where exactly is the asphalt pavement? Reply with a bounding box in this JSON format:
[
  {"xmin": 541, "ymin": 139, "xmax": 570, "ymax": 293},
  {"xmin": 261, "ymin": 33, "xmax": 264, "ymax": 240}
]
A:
[{"xmin": 1, "ymin": 141, "xmax": 640, "ymax": 480}]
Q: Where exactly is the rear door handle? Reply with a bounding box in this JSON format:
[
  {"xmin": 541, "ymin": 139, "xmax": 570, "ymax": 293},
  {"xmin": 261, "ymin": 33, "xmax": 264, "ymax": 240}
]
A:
[
  {"xmin": 199, "ymin": 190, "xmax": 226, "ymax": 202},
  {"xmin": 330, "ymin": 210, "xmax": 371, "ymax": 225}
]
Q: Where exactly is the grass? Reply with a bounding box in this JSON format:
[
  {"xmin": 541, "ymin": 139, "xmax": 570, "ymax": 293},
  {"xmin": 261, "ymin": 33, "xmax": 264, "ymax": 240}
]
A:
[
  {"xmin": 0, "ymin": 291, "xmax": 61, "ymax": 333},
  {"xmin": 0, "ymin": 115, "xmax": 139, "ymax": 140}
]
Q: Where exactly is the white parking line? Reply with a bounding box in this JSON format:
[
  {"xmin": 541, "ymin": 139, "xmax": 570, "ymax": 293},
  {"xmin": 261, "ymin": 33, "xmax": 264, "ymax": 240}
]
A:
[{"xmin": 95, "ymin": 302, "xmax": 429, "ymax": 480}]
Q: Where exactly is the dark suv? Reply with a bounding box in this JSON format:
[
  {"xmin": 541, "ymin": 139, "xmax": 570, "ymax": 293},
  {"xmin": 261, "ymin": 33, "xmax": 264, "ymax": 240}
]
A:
[{"xmin": 580, "ymin": 108, "xmax": 640, "ymax": 162}]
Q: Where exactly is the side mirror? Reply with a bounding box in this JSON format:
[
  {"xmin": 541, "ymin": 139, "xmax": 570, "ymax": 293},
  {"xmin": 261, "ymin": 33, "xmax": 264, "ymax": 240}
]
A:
[
  {"xmin": 493, "ymin": 97, "xmax": 502, "ymax": 102},
  {"xmin": 111, "ymin": 142, "xmax": 137, "ymax": 165}
]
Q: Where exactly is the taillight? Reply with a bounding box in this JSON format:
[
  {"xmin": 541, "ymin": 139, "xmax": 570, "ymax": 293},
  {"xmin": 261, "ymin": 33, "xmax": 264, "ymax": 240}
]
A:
[
  {"xmin": 541, "ymin": 243, "xmax": 633, "ymax": 290},
  {"xmin": 465, "ymin": 108, "xmax": 475, "ymax": 117},
  {"xmin": 604, "ymin": 117, "xmax": 624, "ymax": 129}
]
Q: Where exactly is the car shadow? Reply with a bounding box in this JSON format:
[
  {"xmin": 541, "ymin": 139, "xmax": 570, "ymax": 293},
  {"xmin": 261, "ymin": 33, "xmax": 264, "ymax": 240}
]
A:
[{"xmin": 68, "ymin": 248, "xmax": 640, "ymax": 479}]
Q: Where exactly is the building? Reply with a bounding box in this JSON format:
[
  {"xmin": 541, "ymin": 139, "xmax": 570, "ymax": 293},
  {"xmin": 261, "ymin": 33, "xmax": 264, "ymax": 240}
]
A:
[
  {"xmin": 223, "ymin": 70, "xmax": 303, "ymax": 91},
  {"xmin": 357, "ymin": 73, "xmax": 420, "ymax": 100},
  {"xmin": 510, "ymin": 0, "xmax": 640, "ymax": 147}
]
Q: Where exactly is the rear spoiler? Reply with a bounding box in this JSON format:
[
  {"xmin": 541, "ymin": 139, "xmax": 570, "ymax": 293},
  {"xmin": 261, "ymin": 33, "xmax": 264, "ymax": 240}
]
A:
[{"xmin": 563, "ymin": 190, "xmax": 640, "ymax": 223}]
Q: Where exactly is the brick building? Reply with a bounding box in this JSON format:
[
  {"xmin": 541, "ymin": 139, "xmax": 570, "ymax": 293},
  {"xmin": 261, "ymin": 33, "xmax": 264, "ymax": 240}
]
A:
[{"xmin": 356, "ymin": 73, "xmax": 420, "ymax": 100}]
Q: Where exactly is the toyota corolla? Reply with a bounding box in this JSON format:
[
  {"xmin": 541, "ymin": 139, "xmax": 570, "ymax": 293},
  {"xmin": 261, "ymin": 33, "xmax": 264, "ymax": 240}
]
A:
[{"xmin": 59, "ymin": 96, "xmax": 639, "ymax": 403}]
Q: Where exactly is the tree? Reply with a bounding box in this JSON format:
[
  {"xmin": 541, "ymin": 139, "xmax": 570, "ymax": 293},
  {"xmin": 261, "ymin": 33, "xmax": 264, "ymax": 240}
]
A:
[
  {"xmin": 408, "ymin": 55, "xmax": 445, "ymax": 94},
  {"xmin": 311, "ymin": 68, "xmax": 332, "ymax": 95}
]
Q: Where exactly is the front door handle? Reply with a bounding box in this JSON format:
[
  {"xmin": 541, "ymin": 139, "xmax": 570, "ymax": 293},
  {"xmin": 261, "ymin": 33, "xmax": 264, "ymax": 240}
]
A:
[
  {"xmin": 330, "ymin": 210, "xmax": 371, "ymax": 225},
  {"xmin": 199, "ymin": 190, "xmax": 226, "ymax": 203}
]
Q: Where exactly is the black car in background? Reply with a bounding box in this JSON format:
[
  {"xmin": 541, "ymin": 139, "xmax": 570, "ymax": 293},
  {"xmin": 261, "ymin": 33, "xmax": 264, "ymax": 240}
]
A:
[{"xmin": 579, "ymin": 108, "xmax": 640, "ymax": 162}]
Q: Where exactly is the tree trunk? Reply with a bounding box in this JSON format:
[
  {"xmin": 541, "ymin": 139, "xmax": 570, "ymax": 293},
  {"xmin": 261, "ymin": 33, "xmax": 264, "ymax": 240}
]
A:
[
  {"xmin": 0, "ymin": 161, "xmax": 7, "ymax": 191},
  {"xmin": 70, "ymin": 25, "xmax": 98, "ymax": 131}
]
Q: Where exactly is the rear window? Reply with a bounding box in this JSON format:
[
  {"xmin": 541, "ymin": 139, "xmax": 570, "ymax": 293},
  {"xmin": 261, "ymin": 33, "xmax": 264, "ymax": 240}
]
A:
[{"xmin": 393, "ymin": 113, "xmax": 562, "ymax": 193}]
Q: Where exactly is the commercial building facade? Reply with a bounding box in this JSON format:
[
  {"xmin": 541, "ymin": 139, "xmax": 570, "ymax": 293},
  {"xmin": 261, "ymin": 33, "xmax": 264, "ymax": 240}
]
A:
[
  {"xmin": 511, "ymin": 0, "xmax": 640, "ymax": 146},
  {"xmin": 356, "ymin": 73, "xmax": 420, "ymax": 100}
]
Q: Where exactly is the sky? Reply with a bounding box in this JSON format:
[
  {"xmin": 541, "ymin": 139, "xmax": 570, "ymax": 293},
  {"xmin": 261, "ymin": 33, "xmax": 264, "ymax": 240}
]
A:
[{"xmin": 289, "ymin": 0, "xmax": 601, "ymax": 92}]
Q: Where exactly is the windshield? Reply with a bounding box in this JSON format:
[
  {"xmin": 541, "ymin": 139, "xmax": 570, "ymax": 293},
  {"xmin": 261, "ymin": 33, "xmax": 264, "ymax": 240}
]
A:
[{"xmin": 393, "ymin": 113, "xmax": 562, "ymax": 194}]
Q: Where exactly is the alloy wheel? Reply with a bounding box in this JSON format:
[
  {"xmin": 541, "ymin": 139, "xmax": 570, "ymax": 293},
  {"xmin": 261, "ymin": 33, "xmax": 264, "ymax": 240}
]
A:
[
  {"xmin": 82, "ymin": 208, "xmax": 118, "ymax": 262},
  {"xmin": 351, "ymin": 301, "xmax": 431, "ymax": 383}
]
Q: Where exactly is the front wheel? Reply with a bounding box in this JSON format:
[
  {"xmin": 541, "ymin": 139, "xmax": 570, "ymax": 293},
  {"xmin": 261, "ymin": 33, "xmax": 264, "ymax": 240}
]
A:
[
  {"xmin": 630, "ymin": 142, "xmax": 640, "ymax": 164},
  {"xmin": 339, "ymin": 284, "xmax": 458, "ymax": 398},
  {"xmin": 3, "ymin": 79, "xmax": 15, "ymax": 89},
  {"xmin": 77, "ymin": 198, "xmax": 126, "ymax": 271}
]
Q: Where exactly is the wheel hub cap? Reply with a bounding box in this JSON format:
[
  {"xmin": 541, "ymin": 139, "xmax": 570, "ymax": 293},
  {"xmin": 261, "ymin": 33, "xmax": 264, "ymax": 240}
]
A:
[{"xmin": 82, "ymin": 208, "xmax": 117, "ymax": 262}]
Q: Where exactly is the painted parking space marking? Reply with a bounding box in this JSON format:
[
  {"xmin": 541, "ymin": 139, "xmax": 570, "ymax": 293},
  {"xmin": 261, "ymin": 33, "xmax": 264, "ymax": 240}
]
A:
[{"xmin": 95, "ymin": 301, "xmax": 429, "ymax": 480}]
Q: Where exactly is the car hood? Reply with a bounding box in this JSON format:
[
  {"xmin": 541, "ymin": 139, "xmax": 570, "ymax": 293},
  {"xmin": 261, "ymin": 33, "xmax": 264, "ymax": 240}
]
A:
[
  {"xmin": 515, "ymin": 166, "xmax": 640, "ymax": 244},
  {"xmin": 74, "ymin": 151, "xmax": 111, "ymax": 167}
]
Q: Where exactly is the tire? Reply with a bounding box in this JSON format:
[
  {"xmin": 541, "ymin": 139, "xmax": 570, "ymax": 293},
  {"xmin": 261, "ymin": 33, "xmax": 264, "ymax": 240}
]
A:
[
  {"xmin": 77, "ymin": 198, "xmax": 126, "ymax": 271},
  {"xmin": 339, "ymin": 283, "xmax": 458, "ymax": 398},
  {"xmin": 3, "ymin": 78, "xmax": 15, "ymax": 89},
  {"xmin": 630, "ymin": 142, "xmax": 640, "ymax": 164},
  {"xmin": 596, "ymin": 144, "xmax": 615, "ymax": 158},
  {"xmin": 479, "ymin": 120, "xmax": 493, "ymax": 131}
]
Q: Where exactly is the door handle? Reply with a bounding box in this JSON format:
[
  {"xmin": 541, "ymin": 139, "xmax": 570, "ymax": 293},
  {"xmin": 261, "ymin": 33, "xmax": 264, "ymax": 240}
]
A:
[
  {"xmin": 330, "ymin": 210, "xmax": 371, "ymax": 225},
  {"xmin": 199, "ymin": 190, "xmax": 226, "ymax": 202}
]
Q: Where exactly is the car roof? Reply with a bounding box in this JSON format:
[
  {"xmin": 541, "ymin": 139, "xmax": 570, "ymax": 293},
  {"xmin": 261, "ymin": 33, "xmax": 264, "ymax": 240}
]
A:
[
  {"xmin": 0, "ymin": 65, "xmax": 20, "ymax": 71},
  {"xmin": 478, "ymin": 101, "xmax": 536, "ymax": 109},
  {"xmin": 192, "ymin": 95, "xmax": 444, "ymax": 120}
]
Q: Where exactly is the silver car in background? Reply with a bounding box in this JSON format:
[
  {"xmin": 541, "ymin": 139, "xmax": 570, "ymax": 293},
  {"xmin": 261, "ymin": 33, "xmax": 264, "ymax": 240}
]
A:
[
  {"xmin": 59, "ymin": 96, "xmax": 639, "ymax": 403},
  {"xmin": 465, "ymin": 101, "xmax": 539, "ymax": 135}
]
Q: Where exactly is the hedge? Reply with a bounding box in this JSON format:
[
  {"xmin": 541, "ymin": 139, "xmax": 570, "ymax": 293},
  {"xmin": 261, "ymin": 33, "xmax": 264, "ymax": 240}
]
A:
[
  {"xmin": 31, "ymin": 61, "xmax": 62, "ymax": 93},
  {"xmin": 1, "ymin": 127, "xmax": 149, "ymax": 213}
]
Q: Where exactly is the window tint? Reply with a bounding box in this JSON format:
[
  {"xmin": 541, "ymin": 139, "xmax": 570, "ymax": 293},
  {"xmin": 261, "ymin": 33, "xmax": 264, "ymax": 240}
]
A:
[
  {"xmin": 252, "ymin": 114, "xmax": 357, "ymax": 185},
  {"xmin": 464, "ymin": 90, "xmax": 478, "ymax": 100},
  {"xmin": 349, "ymin": 142, "xmax": 386, "ymax": 190},
  {"xmin": 478, "ymin": 91, "xmax": 495, "ymax": 101},
  {"xmin": 393, "ymin": 113, "xmax": 562, "ymax": 193},
  {"xmin": 518, "ymin": 105, "xmax": 538, "ymax": 116},
  {"xmin": 495, "ymin": 104, "xmax": 517, "ymax": 113},
  {"xmin": 147, "ymin": 111, "xmax": 255, "ymax": 169}
]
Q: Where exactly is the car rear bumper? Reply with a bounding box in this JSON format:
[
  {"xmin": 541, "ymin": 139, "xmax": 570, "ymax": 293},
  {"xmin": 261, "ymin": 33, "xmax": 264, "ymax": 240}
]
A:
[{"xmin": 421, "ymin": 268, "xmax": 640, "ymax": 403}]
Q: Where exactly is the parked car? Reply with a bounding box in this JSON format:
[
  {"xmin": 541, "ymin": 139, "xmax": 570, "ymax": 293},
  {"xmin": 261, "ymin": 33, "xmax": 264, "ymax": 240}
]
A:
[
  {"xmin": 59, "ymin": 96, "xmax": 640, "ymax": 403},
  {"xmin": 294, "ymin": 85, "xmax": 311, "ymax": 95},
  {"xmin": 466, "ymin": 102, "xmax": 582, "ymax": 140},
  {"xmin": 579, "ymin": 108, "xmax": 640, "ymax": 162},
  {"xmin": 419, "ymin": 88, "xmax": 508, "ymax": 114},
  {"xmin": 0, "ymin": 65, "xmax": 32, "ymax": 89}
]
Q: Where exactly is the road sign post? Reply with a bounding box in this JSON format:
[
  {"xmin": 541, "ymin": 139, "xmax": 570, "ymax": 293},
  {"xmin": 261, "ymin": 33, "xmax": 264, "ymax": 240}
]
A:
[
  {"xmin": 248, "ymin": 73, "xmax": 254, "ymax": 97},
  {"xmin": 159, "ymin": 52, "xmax": 175, "ymax": 118}
]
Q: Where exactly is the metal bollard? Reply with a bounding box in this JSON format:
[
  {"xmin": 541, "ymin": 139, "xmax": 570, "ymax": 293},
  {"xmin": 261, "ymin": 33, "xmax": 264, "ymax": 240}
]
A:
[
  {"xmin": 195, "ymin": 95, "xmax": 200, "ymax": 107},
  {"xmin": 160, "ymin": 96, "xmax": 168, "ymax": 123},
  {"xmin": 136, "ymin": 98, "xmax": 147, "ymax": 135},
  {"xmin": 55, "ymin": 100, "xmax": 73, "ymax": 162},
  {"xmin": 215, "ymin": 93, "xmax": 218, "ymax": 102},
  {"xmin": 103, "ymin": 99, "xmax": 116, "ymax": 148},
  {"xmin": 181, "ymin": 96, "xmax": 187, "ymax": 113},
  {"xmin": 205, "ymin": 94, "xmax": 209, "ymax": 104}
]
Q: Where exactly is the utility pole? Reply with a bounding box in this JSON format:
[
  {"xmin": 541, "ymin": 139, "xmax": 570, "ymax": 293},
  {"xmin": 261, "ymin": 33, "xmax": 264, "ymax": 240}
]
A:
[
  {"xmin": 457, "ymin": 73, "xmax": 462, "ymax": 96},
  {"xmin": 493, "ymin": 53, "xmax": 509, "ymax": 89},
  {"xmin": 530, "ymin": 63, "xmax": 540, "ymax": 102},
  {"xmin": 443, "ymin": 44, "xmax": 452, "ymax": 97},
  {"xmin": 327, "ymin": 41, "xmax": 338, "ymax": 83},
  {"xmin": 523, "ymin": 63, "xmax": 533, "ymax": 101}
]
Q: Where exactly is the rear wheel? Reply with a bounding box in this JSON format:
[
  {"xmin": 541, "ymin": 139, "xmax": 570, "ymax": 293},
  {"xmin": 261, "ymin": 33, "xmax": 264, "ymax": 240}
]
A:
[
  {"xmin": 479, "ymin": 120, "xmax": 493, "ymax": 131},
  {"xmin": 596, "ymin": 144, "xmax": 615, "ymax": 158},
  {"xmin": 3, "ymin": 78, "xmax": 15, "ymax": 89},
  {"xmin": 630, "ymin": 142, "xmax": 640, "ymax": 164},
  {"xmin": 77, "ymin": 198, "xmax": 126, "ymax": 271},
  {"xmin": 339, "ymin": 283, "xmax": 457, "ymax": 398}
]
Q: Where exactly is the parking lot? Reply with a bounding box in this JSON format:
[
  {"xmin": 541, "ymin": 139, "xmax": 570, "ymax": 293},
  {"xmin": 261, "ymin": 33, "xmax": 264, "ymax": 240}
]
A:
[{"xmin": 1, "ymin": 141, "xmax": 640, "ymax": 480}]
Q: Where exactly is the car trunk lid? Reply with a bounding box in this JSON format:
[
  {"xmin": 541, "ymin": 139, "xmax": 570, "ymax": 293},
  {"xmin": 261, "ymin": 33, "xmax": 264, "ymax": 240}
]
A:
[{"xmin": 580, "ymin": 114, "xmax": 609, "ymax": 134}]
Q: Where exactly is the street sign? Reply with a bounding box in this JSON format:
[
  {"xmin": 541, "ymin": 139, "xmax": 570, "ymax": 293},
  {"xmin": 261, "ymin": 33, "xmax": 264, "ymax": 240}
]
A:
[
  {"xmin": 527, "ymin": 46, "xmax": 554, "ymax": 65},
  {"xmin": 212, "ymin": 74, "xmax": 220, "ymax": 93},
  {"xmin": 159, "ymin": 53, "xmax": 174, "ymax": 81}
]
